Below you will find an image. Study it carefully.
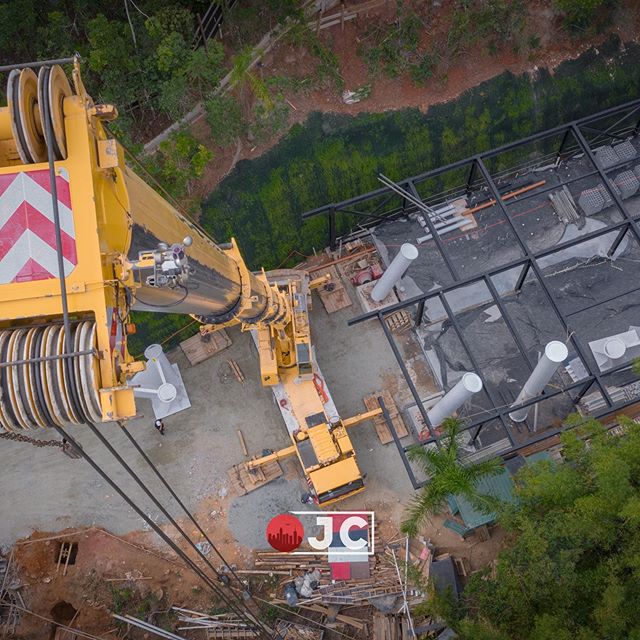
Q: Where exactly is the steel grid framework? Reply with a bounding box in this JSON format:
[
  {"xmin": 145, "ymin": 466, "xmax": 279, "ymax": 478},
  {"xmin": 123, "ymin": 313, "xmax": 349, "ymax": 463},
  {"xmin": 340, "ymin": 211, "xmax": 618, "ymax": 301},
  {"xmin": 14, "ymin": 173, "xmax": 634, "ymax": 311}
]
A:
[{"xmin": 302, "ymin": 99, "xmax": 640, "ymax": 488}]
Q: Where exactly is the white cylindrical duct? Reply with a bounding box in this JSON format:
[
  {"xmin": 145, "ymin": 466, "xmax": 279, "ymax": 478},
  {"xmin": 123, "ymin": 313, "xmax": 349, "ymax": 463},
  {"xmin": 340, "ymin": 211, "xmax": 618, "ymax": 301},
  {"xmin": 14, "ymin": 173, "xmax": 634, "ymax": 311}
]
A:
[
  {"xmin": 603, "ymin": 337, "xmax": 626, "ymax": 364},
  {"xmin": 134, "ymin": 344, "xmax": 178, "ymax": 404},
  {"xmin": 509, "ymin": 340, "xmax": 568, "ymax": 423},
  {"xmin": 427, "ymin": 372, "xmax": 483, "ymax": 428},
  {"xmin": 371, "ymin": 243, "xmax": 418, "ymax": 302}
]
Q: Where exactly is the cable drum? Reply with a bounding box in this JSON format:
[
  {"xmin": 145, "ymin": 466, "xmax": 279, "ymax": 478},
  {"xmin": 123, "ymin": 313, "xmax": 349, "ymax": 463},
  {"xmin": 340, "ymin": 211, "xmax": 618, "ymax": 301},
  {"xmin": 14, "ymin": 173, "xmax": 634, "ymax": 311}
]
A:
[{"xmin": 0, "ymin": 321, "xmax": 102, "ymax": 431}]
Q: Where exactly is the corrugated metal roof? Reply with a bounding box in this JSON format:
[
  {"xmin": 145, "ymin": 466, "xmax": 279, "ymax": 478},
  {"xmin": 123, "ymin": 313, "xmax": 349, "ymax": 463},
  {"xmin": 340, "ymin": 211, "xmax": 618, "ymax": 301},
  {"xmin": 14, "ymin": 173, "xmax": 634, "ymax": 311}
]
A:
[{"xmin": 451, "ymin": 467, "xmax": 516, "ymax": 530}]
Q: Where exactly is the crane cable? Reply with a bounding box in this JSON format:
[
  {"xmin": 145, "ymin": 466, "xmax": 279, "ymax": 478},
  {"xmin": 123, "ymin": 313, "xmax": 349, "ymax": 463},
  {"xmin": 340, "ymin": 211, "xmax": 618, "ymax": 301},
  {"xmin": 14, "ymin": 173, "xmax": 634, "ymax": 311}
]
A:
[
  {"xmin": 117, "ymin": 422, "xmax": 258, "ymax": 605},
  {"xmin": 49, "ymin": 421, "xmax": 274, "ymax": 640},
  {"xmin": 80, "ymin": 420, "xmax": 275, "ymax": 640}
]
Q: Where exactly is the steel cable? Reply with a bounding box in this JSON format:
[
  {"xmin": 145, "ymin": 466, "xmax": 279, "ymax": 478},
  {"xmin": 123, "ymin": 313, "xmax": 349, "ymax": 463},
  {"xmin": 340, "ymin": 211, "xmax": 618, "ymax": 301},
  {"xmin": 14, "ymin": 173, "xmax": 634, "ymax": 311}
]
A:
[{"xmin": 49, "ymin": 423, "xmax": 274, "ymax": 640}]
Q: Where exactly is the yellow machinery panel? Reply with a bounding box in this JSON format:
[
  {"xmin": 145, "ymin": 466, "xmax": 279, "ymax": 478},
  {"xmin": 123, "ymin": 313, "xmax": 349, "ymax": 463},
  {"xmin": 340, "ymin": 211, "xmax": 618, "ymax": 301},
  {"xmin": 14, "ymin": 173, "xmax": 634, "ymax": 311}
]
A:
[
  {"xmin": 306, "ymin": 424, "xmax": 340, "ymax": 466},
  {"xmin": 0, "ymin": 58, "xmax": 368, "ymax": 507}
]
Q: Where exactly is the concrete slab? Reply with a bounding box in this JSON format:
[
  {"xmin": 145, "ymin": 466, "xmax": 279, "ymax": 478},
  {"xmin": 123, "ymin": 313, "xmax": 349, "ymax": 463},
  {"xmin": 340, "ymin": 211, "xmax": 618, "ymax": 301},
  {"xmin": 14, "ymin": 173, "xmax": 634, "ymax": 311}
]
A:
[{"xmin": 0, "ymin": 281, "xmax": 421, "ymax": 549}]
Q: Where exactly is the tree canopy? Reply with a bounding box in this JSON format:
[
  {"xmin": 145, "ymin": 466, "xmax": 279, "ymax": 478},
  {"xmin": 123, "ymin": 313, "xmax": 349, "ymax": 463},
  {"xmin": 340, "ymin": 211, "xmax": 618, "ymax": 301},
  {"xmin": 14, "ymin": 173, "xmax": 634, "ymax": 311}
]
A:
[{"xmin": 443, "ymin": 416, "xmax": 640, "ymax": 639}]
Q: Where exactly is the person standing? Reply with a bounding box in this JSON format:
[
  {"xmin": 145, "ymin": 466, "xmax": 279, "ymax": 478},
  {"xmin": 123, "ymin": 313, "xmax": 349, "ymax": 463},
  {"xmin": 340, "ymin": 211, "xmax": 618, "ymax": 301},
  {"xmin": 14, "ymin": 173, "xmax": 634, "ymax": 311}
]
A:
[{"xmin": 154, "ymin": 418, "xmax": 165, "ymax": 435}]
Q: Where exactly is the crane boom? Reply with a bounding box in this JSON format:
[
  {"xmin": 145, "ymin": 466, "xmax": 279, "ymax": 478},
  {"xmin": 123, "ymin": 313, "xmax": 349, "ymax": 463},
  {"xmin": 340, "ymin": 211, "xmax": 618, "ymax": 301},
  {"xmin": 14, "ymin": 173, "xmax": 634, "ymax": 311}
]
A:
[{"xmin": 0, "ymin": 59, "xmax": 372, "ymax": 505}]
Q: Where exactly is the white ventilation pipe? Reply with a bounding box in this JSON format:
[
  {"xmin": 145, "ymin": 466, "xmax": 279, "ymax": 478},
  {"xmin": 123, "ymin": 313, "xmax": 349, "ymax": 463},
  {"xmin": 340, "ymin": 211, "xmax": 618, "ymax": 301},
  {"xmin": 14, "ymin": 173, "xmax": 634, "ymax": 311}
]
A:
[
  {"xmin": 427, "ymin": 372, "xmax": 483, "ymax": 428},
  {"xmin": 603, "ymin": 337, "xmax": 626, "ymax": 364},
  {"xmin": 509, "ymin": 340, "xmax": 568, "ymax": 423},
  {"xmin": 371, "ymin": 243, "xmax": 418, "ymax": 302},
  {"xmin": 133, "ymin": 344, "xmax": 178, "ymax": 404}
]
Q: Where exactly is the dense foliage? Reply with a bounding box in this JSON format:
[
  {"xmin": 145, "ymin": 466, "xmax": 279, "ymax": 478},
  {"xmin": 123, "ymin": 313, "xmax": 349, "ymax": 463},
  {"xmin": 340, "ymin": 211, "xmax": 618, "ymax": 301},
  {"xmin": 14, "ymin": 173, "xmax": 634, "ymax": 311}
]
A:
[
  {"xmin": 554, "ymin": 0, "xmax": 617, "ymax": 28},
  {"xmin": 0, "ymin": 0, "xmax": 300, "ymax": 144},
  {"xmin": 202, "ymin": 36, "xmax": 640, "ymax": 271},
  {"xmin": 437, "ymin": 416, "xmax": 640, "ymax": 639}
]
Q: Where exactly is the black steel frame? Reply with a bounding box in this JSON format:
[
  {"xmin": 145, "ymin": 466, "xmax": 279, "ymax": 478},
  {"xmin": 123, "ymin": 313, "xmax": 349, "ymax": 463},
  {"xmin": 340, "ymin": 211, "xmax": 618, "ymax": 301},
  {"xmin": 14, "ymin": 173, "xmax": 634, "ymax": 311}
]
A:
[{"xmin": 301, "ymin": 99, "xmax": 640, "ymax": 487}]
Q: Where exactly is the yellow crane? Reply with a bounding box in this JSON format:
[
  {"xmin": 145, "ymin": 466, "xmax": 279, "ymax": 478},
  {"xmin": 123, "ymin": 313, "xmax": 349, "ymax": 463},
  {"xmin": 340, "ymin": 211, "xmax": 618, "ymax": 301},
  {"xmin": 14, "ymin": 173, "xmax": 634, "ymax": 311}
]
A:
[{"xmin": 0, "ymin": 58, "xmax": 380, "ymax": 505}]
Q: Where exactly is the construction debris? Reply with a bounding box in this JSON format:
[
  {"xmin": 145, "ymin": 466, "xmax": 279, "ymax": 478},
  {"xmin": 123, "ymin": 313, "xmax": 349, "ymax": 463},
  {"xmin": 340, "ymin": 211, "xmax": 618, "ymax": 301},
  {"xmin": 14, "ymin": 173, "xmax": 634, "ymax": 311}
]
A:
[
  {"xmin": 549, "ymin": 186, "xmax": 581, "ymax": 226},
  {"xmin": 173, "ymin": 608, "xmax": 326, "ymax": 640},
  {"xmin": 373, "ymin": 612, "xmax": 414, "ymax": 640},
  {"xmin": 174, "ymin": 607, "xmax": 260, "ymax": 636}
]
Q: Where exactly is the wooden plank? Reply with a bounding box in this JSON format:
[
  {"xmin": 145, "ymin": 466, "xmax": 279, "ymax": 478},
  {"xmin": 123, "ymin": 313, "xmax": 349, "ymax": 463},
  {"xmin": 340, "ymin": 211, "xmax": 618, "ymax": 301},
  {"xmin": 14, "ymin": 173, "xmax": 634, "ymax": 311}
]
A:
[
  {"xmin": 228, "ymin": 359, "xmax": 245, "ymax": 383},
  {"xmin": 180, "ymin": 329, "xmax": 231, "ymax": 366},
  {"xmin": 316, "ymin": 265, "xmax": 352, "ymax": 313},
  {"xmin": 364, "ymin": 392, "xmax": 408, "ymax": 444},
  {"xmin": 227, "ymin": 460, "xmax": 283, "ymax": 496},
  {"xmin": 237, "ymin": 429, "xmax": 248, "ymax": 456}
]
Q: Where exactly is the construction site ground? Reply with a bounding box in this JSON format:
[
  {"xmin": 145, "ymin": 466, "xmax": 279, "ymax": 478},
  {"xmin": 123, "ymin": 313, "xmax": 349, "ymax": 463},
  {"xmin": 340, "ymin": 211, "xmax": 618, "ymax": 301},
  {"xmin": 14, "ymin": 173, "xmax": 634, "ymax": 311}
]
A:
[{"xmin": 0, "ymin": 267, "xmax": 504, "ymax": 635}]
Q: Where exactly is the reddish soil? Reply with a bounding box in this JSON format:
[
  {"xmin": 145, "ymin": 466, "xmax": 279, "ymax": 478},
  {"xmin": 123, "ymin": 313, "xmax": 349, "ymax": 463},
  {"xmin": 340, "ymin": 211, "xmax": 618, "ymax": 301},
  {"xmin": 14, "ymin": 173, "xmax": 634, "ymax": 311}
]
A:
[{"xmin": 189, "ymin": 0, "xmax": 640, "ymax": 204}]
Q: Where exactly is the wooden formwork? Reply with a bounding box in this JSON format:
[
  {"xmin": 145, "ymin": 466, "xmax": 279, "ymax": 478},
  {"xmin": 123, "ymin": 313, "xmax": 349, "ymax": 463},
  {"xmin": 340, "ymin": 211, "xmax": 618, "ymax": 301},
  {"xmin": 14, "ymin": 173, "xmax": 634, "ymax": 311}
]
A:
[{"xmin": 363, "ymin": 392, "xmax": 409, "ymax": 444}]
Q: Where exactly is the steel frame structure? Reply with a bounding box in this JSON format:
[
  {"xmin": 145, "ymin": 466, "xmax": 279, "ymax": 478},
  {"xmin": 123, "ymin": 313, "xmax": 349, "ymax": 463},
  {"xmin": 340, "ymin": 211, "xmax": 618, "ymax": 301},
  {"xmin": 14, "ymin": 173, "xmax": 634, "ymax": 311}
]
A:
[{"xmin": 302, "ymin": 99, "xmax": 640, "ymax": 488}]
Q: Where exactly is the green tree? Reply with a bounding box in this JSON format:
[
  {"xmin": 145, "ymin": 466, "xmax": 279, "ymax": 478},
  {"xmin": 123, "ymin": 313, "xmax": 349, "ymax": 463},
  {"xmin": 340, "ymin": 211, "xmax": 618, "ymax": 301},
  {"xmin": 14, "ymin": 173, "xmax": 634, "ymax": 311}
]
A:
[
  {"xmin": 149, "ymin": 129, "xmax": 213, "ymax": 198},
  {"xmin": 456, "ymin": 416, "xmax": 640, "ymax": 640},
  {"xmin": 205, "ymin": 94, "xmax": 245, "ymax": 147},
  {"xmin": 553, "ymin": 0, "xmax": 610, "ymax": 27},
  {"xmin": 230, "ymin": 46, "xmax": 271, "ymax": 107},
  {"xmin": 400, "ymin": 417, "xmax": 504, "ymax": 536}
]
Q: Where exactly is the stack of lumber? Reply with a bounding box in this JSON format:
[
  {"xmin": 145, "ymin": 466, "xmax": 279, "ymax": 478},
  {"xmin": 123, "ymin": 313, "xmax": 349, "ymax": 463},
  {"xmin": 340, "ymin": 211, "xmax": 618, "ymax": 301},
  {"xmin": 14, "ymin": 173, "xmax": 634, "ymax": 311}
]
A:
[
  {"xmin": 318, "ymin": 579, "xmax": 403, "ymax": 604},
  {"xmin": 180, "ymin": 329, "xmax": 231, "ymax": 366},
  {"xmin": 227, "ymin": 459, "xmax": 282, "ymax": 496},
  {"xmin": 173, "ymin": 607, "xmax": 259, "ymax": 637},
  {"xmin": 363, "ymin": 392, "xmax": 409, "ymax": 444},
  {"xmin": 384, "ymin": 310, "xmax": 412, "ymax": 333},
  {"xmin": 373, "ymin": 613, "xmax": 413, "ymax": 640},
  {"xmin": 292, "ymin": 603, "xmax": 367, "ymax": 632},
  {"xmin": 254, "ymin": 550, "xmax": 374, "ymax": 575}
]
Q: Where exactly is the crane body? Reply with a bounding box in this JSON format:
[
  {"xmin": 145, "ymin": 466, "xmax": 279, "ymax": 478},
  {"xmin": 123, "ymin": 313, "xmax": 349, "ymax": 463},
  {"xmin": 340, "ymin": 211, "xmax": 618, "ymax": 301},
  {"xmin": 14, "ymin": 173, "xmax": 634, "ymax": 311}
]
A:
[{"xmin": 0, "ymin": 60, "xmax": 379, "ymax": 505}]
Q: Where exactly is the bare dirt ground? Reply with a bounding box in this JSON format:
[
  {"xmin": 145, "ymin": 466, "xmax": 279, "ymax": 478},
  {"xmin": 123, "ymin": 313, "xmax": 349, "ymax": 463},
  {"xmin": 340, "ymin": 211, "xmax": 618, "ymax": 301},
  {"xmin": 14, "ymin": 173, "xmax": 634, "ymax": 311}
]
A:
[{"xmin": 191, "ymin": 0, "xmax": 640, "ymax": 200}]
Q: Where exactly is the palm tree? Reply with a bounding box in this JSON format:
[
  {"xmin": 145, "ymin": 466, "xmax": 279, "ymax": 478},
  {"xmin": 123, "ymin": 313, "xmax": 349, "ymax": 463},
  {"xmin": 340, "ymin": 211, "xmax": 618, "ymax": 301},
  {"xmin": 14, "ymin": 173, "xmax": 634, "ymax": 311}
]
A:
[{"xmin": 400, "ymin": 417, "xmax": 504, "ymax": 537}]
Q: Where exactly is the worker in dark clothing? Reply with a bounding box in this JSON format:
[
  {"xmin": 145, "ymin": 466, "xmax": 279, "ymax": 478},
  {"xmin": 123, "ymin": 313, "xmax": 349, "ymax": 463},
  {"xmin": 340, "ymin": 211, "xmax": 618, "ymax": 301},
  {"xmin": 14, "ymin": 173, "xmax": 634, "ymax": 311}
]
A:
[{"xmin": 154, "ymin": 418, "xmax": 165, "ymax": 435}]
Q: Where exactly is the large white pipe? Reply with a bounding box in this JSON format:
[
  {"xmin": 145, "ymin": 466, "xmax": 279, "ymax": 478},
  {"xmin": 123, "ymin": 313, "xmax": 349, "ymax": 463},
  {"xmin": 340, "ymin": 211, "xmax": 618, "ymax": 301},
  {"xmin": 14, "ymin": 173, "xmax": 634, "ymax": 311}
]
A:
[
  {"xmin": 603, "ymin": 337, "xmax": 626, "ymax": 364},
  {"xmin": 427, "ymin": 372, "xmax": 483, "ymax": 427},
  {"xmin": 509, "ymin": 340, "xmax": 568, "ymax": 422},
  {"xmin": 371, "ymin": 243, "xmax": 418, "ymax": 302}
]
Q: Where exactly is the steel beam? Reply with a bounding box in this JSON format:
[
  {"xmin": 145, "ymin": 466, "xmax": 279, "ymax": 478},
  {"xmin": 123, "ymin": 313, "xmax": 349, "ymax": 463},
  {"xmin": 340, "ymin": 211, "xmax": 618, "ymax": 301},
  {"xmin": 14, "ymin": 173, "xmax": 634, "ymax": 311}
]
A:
[
  {"xmin": 379, "ymin": 312, "xmax": 436, "ymax": 439},
  {"xmin": 407, "ymin": 180, "xmax": 460, "ymax": 281},
  {"xmin": 379, "ymin": 396, "xmax": 421, "ymax": 489},
  {"xmin": 475, "ymin": 157, "xmax": 616, "ymax": 409}
]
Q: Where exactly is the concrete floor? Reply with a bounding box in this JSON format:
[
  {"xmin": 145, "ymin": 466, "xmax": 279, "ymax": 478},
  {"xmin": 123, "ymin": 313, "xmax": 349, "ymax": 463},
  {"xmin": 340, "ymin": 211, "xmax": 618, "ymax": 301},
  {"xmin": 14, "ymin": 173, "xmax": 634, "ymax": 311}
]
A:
[{"xmin": 0, "ymin": 290, "xmax": 417, "ymax": 550}]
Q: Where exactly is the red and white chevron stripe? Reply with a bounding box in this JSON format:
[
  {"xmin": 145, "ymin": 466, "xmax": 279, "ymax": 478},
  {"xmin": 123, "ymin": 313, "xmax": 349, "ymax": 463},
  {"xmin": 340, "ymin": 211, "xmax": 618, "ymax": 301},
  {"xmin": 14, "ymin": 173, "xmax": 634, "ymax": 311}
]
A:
[{"xmin": 0, "ymin": 169, "xmax": 77, "ymax": 283}]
